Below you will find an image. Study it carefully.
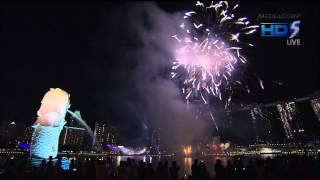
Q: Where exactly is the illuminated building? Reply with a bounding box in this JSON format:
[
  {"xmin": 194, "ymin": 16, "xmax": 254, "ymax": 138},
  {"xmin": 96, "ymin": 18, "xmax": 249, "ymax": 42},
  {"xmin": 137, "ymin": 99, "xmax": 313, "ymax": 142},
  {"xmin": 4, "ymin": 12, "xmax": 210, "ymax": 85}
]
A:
[
  {"xmin": 310, "ymin": 98, "xmax": 320, "ymax": 121},
  {"xmin": 277, "ymin": 103, "xmax": 292, "ymax": 138},
  {"xmin": 0, "ymin": 121, "xmax": 27, "ymax": 148},
  {"xmin": 150, "ymin": 129, "xmax": 160, "ymax": 154},
  {"xmin": 0, "ymin": 121, "xmax": 17, "ymax": 147},
  {"xmin": 92, "ymin": 121, "xmax": 117, "ymax": 151},
  {"xmin": 30, "ymin": 88, "xmax": 70, "ymax": 159},
  {"xmin": 249, "ymin": 105, "xmax": 272, "ymax": 142},
  {"xmin": 21, "ymin": 126, "xmax": 34, "ymax": 144},
  {"xmin": 60, "ymin": 111, "xmax": 85, "ymax": 149},
  {"xmin": 225, "ymin": 112, "xmax": 233, "ymax": 129},
  {"xmin": 249, "ymin": 108, "xmax": 259, "ymax": 140},
  {"xmin": 285, "ymin": 102, "xmax": 304, "ymax": 136},
  {"xmin": 277, "ymin": 101, "xmax": 304, "ymax": 139}
]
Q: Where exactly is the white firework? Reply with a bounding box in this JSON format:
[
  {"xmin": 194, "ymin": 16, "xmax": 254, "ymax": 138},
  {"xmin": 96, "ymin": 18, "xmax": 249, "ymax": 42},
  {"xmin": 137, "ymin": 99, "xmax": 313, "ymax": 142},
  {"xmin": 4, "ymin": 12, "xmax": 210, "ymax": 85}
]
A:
[{"xmin": 171, "ymin": 1, "xmax": 258, "ymax": 108}]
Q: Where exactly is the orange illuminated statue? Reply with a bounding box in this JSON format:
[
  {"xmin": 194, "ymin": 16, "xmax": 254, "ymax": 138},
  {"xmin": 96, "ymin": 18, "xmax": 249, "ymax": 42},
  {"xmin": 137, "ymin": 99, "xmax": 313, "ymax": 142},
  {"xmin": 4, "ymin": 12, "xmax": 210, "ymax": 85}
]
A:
[{"xmin": 30, "ymin": 88, "xmax": 70, "ymax": 160}]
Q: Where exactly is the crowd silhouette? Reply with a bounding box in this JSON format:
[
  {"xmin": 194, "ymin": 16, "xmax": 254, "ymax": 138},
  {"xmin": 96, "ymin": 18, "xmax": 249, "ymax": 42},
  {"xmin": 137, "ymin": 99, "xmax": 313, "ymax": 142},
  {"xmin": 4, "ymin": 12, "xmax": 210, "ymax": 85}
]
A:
[{"xmin": 0, "ymin": 154, "xmax": 319, "ymax": 180}]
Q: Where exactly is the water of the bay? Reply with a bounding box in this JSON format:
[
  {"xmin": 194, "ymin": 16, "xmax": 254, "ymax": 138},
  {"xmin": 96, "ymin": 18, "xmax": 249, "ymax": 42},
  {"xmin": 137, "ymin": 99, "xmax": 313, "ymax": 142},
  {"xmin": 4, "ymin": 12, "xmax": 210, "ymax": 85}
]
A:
[{"xmin": 112, "ymin": 154, "xmax": 277, "ymax": 178}]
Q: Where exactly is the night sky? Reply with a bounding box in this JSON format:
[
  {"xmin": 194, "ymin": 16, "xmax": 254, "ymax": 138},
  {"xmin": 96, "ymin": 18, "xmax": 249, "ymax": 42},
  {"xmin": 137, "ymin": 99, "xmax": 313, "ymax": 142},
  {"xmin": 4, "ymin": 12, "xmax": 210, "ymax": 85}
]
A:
[{"xmin": 0, "ymin": 2, "xmax": 319, "ymax": 146}]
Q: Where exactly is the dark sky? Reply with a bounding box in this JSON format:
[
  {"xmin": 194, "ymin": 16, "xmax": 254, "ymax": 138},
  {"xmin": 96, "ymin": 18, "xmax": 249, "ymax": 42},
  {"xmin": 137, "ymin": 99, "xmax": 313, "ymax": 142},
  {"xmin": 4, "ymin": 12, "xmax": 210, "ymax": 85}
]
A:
[{"xmin": 0, "ymin": 2, "xmax": 319, "ymax": 146}]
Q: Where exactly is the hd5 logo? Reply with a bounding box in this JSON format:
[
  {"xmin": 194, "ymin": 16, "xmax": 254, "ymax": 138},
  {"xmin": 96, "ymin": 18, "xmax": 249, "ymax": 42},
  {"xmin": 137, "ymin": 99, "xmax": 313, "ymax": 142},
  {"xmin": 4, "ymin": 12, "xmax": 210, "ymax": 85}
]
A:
[{"xmin": 260, "ymin": 20, "xmax": 301, "ymax": 46}]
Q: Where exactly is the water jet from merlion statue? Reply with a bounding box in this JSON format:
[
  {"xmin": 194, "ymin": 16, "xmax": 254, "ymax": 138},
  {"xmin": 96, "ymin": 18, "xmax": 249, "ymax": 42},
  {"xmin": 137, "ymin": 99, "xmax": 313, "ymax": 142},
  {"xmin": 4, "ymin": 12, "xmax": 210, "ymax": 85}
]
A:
[{"xmin": 30, "ymin": 88, "xmax": 93, "ymax": 164}]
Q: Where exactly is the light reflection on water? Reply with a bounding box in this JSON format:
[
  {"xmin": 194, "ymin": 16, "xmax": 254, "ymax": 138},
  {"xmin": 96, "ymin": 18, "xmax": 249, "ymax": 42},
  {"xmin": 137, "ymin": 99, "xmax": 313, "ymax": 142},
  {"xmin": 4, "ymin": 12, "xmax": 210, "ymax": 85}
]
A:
[
  {"xmin": 184, "ymin": 157, "xmax": 192, "ymax": 177},
  {"xmin": 58, "ymin": 154, "xmax": 277, "ymax": 178},
  {"xmin": 115, "ymin": 155, "xmax": 155, "ymax": 166},
  {"xmin": 113, "ymin": 155, "xmax": 230, "ymax": 177},
  {"xmin": 111, "ymin": 154, "xmax": 277, "ymax": 178}
]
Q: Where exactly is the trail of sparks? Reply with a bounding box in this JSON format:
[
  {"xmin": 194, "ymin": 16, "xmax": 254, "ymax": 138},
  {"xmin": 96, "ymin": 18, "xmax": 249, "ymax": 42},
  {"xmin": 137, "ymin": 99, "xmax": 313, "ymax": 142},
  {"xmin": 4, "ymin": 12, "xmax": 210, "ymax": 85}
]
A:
[
  {"xmin": 171, "ymin": 1, "xmax": 259, "ymax": 108},
  {"xmin": 259, "ymin": 78, "xmax": 264, "ymax": 90},
  {"xmin": 209, "ymin": 111, "xmax": 219, "ymax": 132}
]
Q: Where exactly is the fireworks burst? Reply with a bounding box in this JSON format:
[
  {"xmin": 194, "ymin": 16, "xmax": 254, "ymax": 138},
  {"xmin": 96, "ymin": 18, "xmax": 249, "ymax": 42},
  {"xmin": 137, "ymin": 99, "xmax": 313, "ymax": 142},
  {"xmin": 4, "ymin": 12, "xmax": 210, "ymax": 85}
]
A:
[
  {"xmin": 171, "ymin": 1, "xmax": 259, "ymax": 108},
  {"xmin": 183, "ymin": 145, "xmax": 192, "ymax": 156}
]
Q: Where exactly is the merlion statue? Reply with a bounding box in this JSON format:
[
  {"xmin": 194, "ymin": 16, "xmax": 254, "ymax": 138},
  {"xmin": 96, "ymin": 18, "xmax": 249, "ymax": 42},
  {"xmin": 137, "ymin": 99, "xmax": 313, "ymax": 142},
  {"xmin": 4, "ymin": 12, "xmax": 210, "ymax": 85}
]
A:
[{"xmin": 30, "ymin": 88, "xmax": 70, "ymax": 159}]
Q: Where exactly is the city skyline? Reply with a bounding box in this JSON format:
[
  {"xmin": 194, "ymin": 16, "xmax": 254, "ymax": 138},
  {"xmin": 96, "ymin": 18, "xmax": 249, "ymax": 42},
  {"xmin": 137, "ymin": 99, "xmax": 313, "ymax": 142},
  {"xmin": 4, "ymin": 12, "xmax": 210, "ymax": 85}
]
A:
[{"xmin": 1, "ymin": 95, "xmax": 320, "ymax": 148}]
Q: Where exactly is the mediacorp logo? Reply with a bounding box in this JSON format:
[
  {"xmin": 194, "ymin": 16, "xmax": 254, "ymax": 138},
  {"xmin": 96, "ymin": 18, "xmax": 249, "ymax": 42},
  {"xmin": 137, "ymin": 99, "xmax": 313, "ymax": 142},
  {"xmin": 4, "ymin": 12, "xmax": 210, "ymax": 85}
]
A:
[{"xmin": 260, "ymin": 20, "xmax": 301, "ymax": 46}]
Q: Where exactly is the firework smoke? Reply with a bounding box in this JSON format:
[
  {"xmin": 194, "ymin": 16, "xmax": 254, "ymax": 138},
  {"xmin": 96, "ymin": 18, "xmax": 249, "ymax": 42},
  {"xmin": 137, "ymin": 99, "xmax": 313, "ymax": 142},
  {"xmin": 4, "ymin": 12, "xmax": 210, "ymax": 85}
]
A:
[{"xmin": 93, "ymin": 2, "xmax": 212, "ymax": 150}]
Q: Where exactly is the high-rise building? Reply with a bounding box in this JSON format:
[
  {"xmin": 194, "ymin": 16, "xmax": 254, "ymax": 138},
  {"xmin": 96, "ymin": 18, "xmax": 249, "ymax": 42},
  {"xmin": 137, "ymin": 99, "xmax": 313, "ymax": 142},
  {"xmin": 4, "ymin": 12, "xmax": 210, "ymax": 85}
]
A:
[
  {"xmin": 310, "ymin": 98, "xmax": 320, "ymax": 121},
  {"xmin": 13, "ymin": 126, "xmax": 34, "ymax": 150},
  {"xmin": 60, "ymin": 111, "xmax": 85, "ymax": 149},
  {"xmin": 150, "ymin": 129, "xmax": 160, "ymax": 154},
  {"xmin": 219, "ymin": 111, "xmax": 233, "ymax": 140},
  {"xmin": 61, "ymin": 126, "xmax": 85, "ymax": 147},
  {"xmin": 249, "ymin": 108, "xmax": 259, "ymax": 140},
  {"xmin": 0, "ymin": 121, "xmax": 25, "ymax": 148},
  {"xmin": 22, "ymin": 126, "xmax": 34, "ymax": 144},
  {"xmin": 249, "ymin": 105, "xmax": 272, "ymax": 142},
  {"xmin": 277, "ymin": 104, "xmax": 292, "ymax": 138},
  {"xmin": 92, "ymin": 121, "xmax": 117, "ymax": 151},
  {"xmin": 277, "ymin": 101, "xmax": 304, "ymax": 138}
]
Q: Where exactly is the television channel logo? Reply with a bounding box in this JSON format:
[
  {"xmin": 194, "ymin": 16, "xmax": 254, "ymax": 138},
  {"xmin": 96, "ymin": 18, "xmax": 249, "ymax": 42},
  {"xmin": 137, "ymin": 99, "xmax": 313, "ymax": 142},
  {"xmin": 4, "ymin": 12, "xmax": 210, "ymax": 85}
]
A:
[{"xmin": 260, "ymin": 20, "xmax": 301, "ymax": 46}]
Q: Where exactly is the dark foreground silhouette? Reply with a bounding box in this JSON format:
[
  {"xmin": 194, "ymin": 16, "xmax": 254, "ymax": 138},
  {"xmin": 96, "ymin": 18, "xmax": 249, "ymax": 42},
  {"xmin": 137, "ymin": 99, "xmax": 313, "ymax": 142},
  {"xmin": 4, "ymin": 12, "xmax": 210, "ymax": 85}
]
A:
[{"xmin": 0, "ymin": 154, "xmax": 319, "ymax": 180}]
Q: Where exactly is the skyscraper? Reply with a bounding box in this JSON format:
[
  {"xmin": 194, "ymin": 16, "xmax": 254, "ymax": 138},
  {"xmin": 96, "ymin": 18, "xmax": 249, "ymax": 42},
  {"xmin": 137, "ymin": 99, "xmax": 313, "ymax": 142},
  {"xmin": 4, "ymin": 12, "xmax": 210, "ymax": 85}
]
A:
[
  {"xmin": 0, "ymin": 121, "xmax": 25, "ymax": 148},
  {"xmin": 92, "ymin": 121, "xmax": 117, "ymax": 151},
  {"xmin": 150, "ymin": 129, "xmax": 160, "ymax": 154},
  {"xmin": 61, "ymin": 126, "xmax": 85, "ymax": 148},
  {"xmin": 310, "ymin": 98, "xmax": 320, "ymax": 121},
  {"xmin": 22, "ymin": 126, "xmax": 34, "ymax": 144},
  {"xmin": 249, "ymin": 105, "xmax": 272, "ymax": 142},
  {"xmin": 277, "ymin": 101, "xmax": 304, "ymax": 139},
  {"xmin": 249, "ymin": 108, "xmax": 259, "ymax": 140},
  {"xmin": 60, "ymin": 111, "xmax": 85, "ymax": 149}
]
